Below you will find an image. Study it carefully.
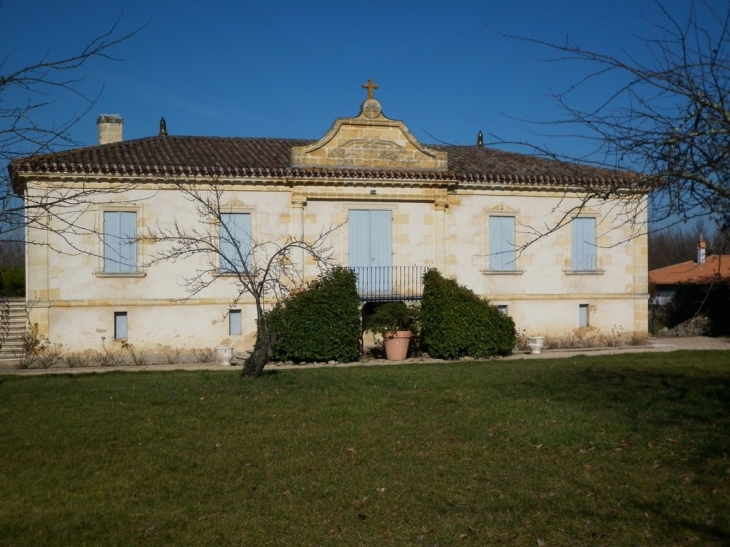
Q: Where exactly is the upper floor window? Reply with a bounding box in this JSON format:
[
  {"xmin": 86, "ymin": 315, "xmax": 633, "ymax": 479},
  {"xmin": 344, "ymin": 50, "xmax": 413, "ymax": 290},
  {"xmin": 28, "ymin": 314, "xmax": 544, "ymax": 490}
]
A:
[
  {"xmin": 220, "ymin": 213, "xmax": 251, "ymax": 272},
  {"xmin": 489, "ymin": 215, "xmax": 516, "ymax": 271},
  {"xmin": 571, "ymin": 217, "xmax": 597, "ymax": 271},
  {"xmin": 103, "ymin": 211, "xmax": 137, "ymax": 273}
]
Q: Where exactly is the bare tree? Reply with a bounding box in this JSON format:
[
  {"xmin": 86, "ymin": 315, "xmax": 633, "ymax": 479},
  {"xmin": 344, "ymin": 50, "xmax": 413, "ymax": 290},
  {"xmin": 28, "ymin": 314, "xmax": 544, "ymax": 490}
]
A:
[
  {"xmin": 145, "ymin": 182, "xmax": 341, "ymax": 378},
  {"xmin": 495, "ymin": 0, "xmax": 730, "ymax": 238},
  {"xmin": 2, "ymin": 12, "xmax": 146, "ymax": 242}
]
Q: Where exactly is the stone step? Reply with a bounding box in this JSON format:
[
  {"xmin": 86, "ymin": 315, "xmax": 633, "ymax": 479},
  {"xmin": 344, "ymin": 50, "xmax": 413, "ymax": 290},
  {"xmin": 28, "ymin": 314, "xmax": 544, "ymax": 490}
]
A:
[{"xmin": 1, "ymin": 300, "xmax": 27, "ymax": 361}]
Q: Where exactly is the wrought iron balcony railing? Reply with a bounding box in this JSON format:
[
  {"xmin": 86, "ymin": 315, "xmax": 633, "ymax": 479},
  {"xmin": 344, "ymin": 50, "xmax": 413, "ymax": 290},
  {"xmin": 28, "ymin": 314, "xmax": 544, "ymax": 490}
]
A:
[{"xmin": 351, "ymin": 266, "xmax": 429, "ymax": 302}]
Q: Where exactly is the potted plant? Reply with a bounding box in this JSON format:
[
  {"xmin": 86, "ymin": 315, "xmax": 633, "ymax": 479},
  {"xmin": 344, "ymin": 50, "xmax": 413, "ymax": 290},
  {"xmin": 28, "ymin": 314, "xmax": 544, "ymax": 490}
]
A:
[{"xmin": 367, "ymin": 302, "xmax": 420, "ymax": 361}]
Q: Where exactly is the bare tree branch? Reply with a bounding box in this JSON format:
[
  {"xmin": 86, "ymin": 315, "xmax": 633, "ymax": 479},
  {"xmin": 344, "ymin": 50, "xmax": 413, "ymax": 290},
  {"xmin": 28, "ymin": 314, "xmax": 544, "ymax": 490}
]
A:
[
  {"xmin": 492, "ymin": 0, "xmax": 730, "ymax": 237},
  {"xmin": 145, "ymin": 180, "xmax": 343, "ymax": 377},
  {"xmin": 2, "ymin": 11, "xmax": 148, "ymax": 243}
]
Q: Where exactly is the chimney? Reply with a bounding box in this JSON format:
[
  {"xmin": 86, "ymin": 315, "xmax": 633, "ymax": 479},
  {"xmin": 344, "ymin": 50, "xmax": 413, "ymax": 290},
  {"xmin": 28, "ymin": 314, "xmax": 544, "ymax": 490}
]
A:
[
  {"xmin": 697, "ymin": 237, "xmax": 707, "ymax": 264},
  {"xmin": 97, "ymin": 114, "xmax": 123, "ymax": 145}
]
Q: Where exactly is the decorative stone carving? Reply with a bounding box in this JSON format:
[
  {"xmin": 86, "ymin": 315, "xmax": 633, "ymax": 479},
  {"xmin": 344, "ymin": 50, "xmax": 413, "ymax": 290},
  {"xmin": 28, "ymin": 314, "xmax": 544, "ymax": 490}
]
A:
[
  {"xmin": 361, "ymin": 98, "xmax": 382, "ymax": 119},
  {"xmin": 330, "ymin": 139, "xmax": 418, "ymax": 167}
]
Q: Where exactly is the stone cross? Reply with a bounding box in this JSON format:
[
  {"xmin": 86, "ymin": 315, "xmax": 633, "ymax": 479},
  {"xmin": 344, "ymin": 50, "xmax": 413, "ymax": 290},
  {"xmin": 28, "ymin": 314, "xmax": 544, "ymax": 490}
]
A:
[{"xmin": 362, "ymin": 78, "xmax": 379, "ymax": 99}]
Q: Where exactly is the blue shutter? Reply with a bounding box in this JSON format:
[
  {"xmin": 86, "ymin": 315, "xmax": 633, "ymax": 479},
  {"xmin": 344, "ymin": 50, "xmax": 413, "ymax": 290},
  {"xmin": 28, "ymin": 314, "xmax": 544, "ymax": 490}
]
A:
[
  {"xmin": 489, "ymin": 216, "xmax": 515, "ymax": 271},
  {"xmin": 579, "ymin": 304, "xmax": 589, "ymax": 328},
  {"xmin": 348, "ymin": 210, "xmax": 371, "ymax": 267},
  {"xmin": 104, "ymin": 211, "xmax": 137, "ymax": 273},
  {"xmin": 369, "ymin": 210, "xmax": 392, "ymax": 267},
  {"xmin": 220, "ymin": 213, "xmax": 251, "ymax": 272},
  {"xmin": 572, "ymin": 218, "xmax": 596, "ymax": 271},
  {"xmin": 114, "ymin": 312, "xmax": 128, "ymax": 339},
  {"xmin": 229, "ymin": 309, "xmax": 242, "ymax": 336},
  {"xmin": 370, "ymin": 210, "xmax": 392, "ymax": 295}
]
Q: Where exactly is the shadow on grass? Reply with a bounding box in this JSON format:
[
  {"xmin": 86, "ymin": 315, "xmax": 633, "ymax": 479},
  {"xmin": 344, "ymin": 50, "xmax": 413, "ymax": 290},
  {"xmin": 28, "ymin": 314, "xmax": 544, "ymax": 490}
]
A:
[
  {"xmin": 542, "ymin": 354, "xmax": 730, "ymax": 454},
  {"xmin": 511, "ymin": 353, "xmax": 730, "ymax": 542}
]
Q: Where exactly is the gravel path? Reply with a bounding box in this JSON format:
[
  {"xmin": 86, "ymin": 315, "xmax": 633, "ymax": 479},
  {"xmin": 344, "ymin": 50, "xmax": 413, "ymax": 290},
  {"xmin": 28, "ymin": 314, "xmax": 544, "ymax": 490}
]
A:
[{"xmin": 2, "ymin": 336, "xmax": 728, "ymax": 375}]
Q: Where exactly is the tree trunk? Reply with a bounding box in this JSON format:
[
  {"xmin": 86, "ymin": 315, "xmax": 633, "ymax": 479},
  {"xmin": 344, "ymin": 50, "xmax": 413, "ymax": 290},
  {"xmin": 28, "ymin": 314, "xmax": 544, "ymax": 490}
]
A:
[{"xmin": 241, "ymin": 328, "xmax": 276, "ymax": 378}]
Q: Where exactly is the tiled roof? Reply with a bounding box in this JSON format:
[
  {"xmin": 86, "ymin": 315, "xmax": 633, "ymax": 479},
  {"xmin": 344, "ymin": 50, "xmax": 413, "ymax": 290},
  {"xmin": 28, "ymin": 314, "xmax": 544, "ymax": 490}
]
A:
[
  {"xmin": 9, "ymin": 135, "xmax": 634, "ymax": 187},
  {"xmin": 649, "ymin": 255, "xmax": 730, "ymax": 285}
]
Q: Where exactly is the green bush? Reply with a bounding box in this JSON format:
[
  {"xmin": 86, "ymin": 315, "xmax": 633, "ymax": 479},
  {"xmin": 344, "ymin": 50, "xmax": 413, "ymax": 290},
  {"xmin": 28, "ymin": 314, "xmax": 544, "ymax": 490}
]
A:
[
  {"xmin": 265, "ymin": 266, "xmax": 361, "ymax": 363},
  {"xmin": 421, "ymin": 269, "xmax": 515, "ymax": 359}
]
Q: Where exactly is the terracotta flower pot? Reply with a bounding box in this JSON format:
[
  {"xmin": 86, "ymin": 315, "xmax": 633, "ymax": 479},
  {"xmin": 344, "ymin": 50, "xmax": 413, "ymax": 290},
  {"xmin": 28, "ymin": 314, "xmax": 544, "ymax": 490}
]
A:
[{"xmin": 384, "ymin": 331, "xmax": 412, "ymax": 361}]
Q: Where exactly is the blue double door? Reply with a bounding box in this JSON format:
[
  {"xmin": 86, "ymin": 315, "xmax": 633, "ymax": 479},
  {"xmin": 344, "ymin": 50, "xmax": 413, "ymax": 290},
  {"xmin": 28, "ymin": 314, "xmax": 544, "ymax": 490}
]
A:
[{"xmin": 348, "ymin": 210, "xmax": 392, "ymax": 295}]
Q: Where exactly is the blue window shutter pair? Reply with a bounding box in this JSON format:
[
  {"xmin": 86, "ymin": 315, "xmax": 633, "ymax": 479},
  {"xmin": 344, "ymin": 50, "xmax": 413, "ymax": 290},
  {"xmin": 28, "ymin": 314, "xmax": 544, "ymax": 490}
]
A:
[
  {"xmin": 489, "ymin": 216, "xmax": 515, "ymax": 271},
  {"xmin": 348, "ymin": 210, "xmax": 393, "ymax": 295},
  {"xmin": 220, "ymin": 213, "xmax": 251, "ymax": 272},
  {"xmin": 571, "ymin": 218, "xmax": 597, "ymax": 271},
  {"xmin": 348, "ymin": 210, "xmax": 392, "ymax": 268},
  {"xmin": 104, "ymin": 211, "xmax": 137, "ymax": 273}
]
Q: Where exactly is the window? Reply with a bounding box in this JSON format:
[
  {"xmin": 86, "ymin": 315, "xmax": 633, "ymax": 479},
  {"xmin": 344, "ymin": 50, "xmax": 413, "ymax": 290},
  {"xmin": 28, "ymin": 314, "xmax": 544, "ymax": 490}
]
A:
[
  {"xmin": 220, "ymin": 213, "xmax": 251, "ymax": 272},
  {"xmin": 229, "ymin": 309, "xmax": 242, "ymax": 336},
  {"xmin": 114, "ymin": 312, "xmax": 128, "ymax": 339},
  {"xmin": 571, "ymin": 217, "xmax": 597, "ymax": 271},
  {"xmin": 348, "ymin": 209, "xmax": 393, "ymax": 295},
  {"xmin": 489, "ymin": 216, "xmax": 516, "ymax": 271},
  {"xmin": 579, "ymin": 304, "xmax": 589, "ymax": 328},
  {"xmin": 104, "ymin": 211, "xmax": 137, "ymax": 273},
  {"xmin": 497, "ymin": 305, "xmax": 508, "ymax": 316}
]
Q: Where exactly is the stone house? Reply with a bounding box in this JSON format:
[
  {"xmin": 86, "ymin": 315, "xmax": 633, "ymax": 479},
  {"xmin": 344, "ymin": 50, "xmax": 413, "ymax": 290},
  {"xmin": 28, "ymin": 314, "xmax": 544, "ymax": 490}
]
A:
[
  {"xmin": 9, "ymin": 82, "xmax": 649, "ymax": 355},
  {"xmin": 649, "ymin": 240, "xmax": 730, "ymax": 305}
]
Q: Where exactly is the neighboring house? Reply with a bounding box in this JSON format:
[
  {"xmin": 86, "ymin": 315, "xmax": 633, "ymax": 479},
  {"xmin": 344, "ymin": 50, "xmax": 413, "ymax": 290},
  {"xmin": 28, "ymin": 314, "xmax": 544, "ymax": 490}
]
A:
[
  {"xmin": 649, "ymin": 240, "xmax": 730, "ymax": 305},
  {"xmin": 9, "ymin": 83, "xmax": 649, "ymax": 355}
]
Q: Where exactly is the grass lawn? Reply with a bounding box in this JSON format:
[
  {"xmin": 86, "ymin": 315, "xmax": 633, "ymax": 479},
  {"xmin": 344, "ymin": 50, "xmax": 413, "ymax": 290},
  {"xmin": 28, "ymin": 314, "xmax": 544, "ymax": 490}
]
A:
[{"xmin": 1, "ymin": 351, "xmax": 729, "ymax": 546}]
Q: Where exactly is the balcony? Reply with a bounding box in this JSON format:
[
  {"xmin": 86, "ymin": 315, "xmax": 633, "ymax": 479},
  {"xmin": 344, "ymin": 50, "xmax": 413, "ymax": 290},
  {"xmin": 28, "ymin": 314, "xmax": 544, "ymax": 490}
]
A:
[{"xmin": 351, "ymin": 266, "xmax": 429, "ymax": 302}]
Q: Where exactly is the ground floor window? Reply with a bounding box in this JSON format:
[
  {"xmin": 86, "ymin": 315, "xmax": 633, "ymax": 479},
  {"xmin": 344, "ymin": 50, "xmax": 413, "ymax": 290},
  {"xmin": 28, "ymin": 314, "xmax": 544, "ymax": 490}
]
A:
[
  {"xmin": 579, "ymin": 304, "xmax": 589, "ymax": 328},
  {"xmin": 114, "ymin": 312, "xmax": 128, "ymax": 339},
  {"xmin": 229, "ymin": 309, "xmax": 242, "ymax": 336}
]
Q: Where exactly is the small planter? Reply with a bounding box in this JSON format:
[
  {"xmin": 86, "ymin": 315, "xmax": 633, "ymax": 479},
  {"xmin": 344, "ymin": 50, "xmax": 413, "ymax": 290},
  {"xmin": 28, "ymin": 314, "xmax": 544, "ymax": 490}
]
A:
[
  {"xmin": 527, "ymin": 336, "xmax": 545, "ymax": 355},
  {"xmin": 384, "ymin": 331, "xmax": 412, "ymax": 361},
  {"xmin": 366, "ymin": 302, "xmax": 420, "ymax": 361},
  {"xmin": 215, "ymin": 346, "xmax": 234, "ymax": 366}
]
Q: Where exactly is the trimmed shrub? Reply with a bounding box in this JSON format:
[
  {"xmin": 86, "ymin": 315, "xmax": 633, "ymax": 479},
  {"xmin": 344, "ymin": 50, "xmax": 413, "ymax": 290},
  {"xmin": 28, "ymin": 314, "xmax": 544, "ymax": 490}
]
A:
[
  {"xmin": 265, "ymin": 266, "xmax": 361, "ymax": 363},
  {"xmin": 421, "ymin": 269, "xmax": 515, "ymax": 359}
]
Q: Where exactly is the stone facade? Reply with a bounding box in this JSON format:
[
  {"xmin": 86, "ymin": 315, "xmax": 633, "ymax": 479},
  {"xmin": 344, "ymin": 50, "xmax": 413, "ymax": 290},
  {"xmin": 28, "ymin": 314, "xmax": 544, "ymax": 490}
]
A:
[{"xmin": 13, "ymin": 84, "xmax": 649, "ymax": 357}]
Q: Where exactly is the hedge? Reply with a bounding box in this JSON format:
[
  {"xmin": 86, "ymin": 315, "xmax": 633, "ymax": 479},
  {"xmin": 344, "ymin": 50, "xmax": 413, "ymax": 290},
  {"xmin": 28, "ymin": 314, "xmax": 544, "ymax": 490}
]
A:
[
  {"xmin": 265, "ymin": 266, "xmax": 361, "ymax": 363},
  {"xmin": 421, "ymin": 269, "xmax": 515, "ymax": 359}
]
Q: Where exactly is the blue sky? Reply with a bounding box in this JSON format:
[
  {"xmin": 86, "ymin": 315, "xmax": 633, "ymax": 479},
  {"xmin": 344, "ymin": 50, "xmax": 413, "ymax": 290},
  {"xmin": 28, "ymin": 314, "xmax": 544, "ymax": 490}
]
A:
[{"xmin": 2, "ymin": 0, "xmax": 725, "ymax": 158}]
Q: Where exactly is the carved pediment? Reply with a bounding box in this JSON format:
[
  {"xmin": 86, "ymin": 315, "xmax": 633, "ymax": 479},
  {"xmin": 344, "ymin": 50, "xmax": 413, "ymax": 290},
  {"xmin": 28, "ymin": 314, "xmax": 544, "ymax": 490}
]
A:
[
  {"xmin": 486, "ymin": 202, "xmax": 519, "ymax": 213},
  {"xmin": 291, "ymin": 96, "xmax": 447, "ymax": 171}
]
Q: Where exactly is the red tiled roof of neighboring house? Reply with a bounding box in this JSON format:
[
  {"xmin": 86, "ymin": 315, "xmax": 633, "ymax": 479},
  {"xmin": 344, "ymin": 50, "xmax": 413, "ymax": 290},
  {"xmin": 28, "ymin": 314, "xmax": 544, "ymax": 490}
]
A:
[
  {"xmin": 9, "ymin": 135, "xmax": 637, "ymax": 190},
  {"xmin": 649, "ymin": 255, "xmax": 730, "ymax": 285}
]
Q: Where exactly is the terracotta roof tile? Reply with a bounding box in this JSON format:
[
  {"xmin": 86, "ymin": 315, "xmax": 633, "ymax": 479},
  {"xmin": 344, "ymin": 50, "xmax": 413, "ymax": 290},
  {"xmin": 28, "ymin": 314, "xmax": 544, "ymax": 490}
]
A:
[
  {"xmin": 9, "ymin": 135, "xmax": 636, "ymax": 188},
  {"xmin": 649, "ymin": 255, "xmax": 730, "ymax": 285}
]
